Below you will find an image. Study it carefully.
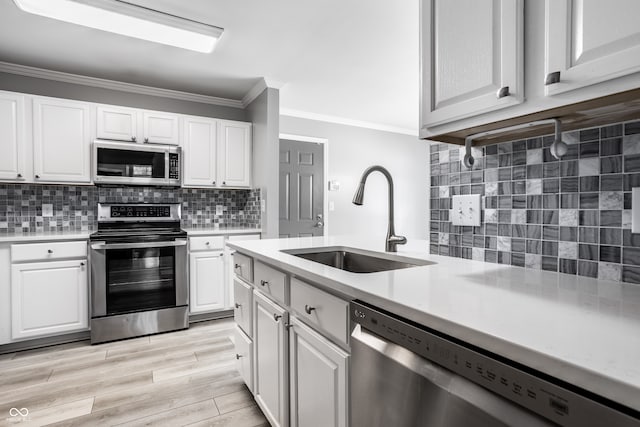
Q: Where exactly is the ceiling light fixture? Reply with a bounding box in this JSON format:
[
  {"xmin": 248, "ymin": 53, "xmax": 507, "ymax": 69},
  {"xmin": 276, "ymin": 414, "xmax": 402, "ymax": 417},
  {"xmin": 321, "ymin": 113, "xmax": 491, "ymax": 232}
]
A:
[{"xmin": 12, "ymin": 0, "xmax": 223, "ymax": 53}]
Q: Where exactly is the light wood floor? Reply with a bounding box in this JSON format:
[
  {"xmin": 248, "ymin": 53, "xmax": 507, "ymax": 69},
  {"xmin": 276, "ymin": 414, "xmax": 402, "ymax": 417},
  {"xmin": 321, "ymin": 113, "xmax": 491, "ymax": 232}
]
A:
[{"xmin": 0, "ymin": 318, "xmax": 268, "ymax": 427}]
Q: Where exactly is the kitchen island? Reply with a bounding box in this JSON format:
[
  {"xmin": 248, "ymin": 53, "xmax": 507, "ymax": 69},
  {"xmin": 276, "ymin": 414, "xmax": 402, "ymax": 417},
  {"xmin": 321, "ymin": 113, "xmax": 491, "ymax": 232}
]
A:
[{"xmin": 227, "ymin": 235, "xmax": 640, "ymax": 420}]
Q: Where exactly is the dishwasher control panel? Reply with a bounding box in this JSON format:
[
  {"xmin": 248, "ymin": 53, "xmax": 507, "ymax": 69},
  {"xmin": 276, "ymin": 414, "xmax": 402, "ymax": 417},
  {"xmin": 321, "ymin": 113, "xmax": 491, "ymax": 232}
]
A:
[{"xmin": 350, "ymin": 302, "xmax": 639, "ymax": 427}]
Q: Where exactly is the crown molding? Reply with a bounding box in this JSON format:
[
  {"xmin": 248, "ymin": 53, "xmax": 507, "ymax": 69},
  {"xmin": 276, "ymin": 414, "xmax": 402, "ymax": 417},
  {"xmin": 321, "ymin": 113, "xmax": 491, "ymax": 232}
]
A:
[
  {"xmin": 280, "ymin": 108, "xmax": 418, "ymax": 136},
  {"xmin": 242, "ymin": 78, "xmax": 286, "ymax": 107},
  {"xmin": 0, "ymin": 61, "xmax": 244, "ymax": 108}
]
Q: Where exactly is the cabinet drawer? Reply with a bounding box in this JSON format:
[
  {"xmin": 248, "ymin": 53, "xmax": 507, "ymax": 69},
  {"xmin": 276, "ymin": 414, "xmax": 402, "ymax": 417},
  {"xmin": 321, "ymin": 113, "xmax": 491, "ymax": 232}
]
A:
[
  {"xmin": 233, "ymin": 252, "xmax": 253, "ymax": 283},
  {"xmin": 189, "ymin": 236, "xmax": 225, "ymax": 251},
  {"xmin": 234, "ymin": 278, "xmax": 253, "ymax": 337},
  {"xmin": 254, "ymin": 261, "xmax": 287, "ymax": 305},
  {"xmin": 290, "ymin": 278, "xmax": 349, "ymax": 346},
  {"xmin": 11, "ymin": 241, "xmax": 87, "ymax": 262},
  {"xmin": 234, "ymin": 325, "xmax": 253, "ymax": 393}
]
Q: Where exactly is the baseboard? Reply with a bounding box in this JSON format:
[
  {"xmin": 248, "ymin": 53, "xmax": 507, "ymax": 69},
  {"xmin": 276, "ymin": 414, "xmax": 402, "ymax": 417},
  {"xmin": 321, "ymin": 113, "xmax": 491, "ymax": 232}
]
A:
[{"xmin": 189, "ymin": 309, "xmax": 233, "ymax": 323}]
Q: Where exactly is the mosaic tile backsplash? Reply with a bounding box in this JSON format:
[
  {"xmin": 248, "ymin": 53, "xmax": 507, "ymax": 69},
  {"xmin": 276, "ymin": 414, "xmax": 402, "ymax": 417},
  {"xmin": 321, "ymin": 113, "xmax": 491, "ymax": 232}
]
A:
[
  {"xmin": 0, "ymin": 185, "xmax": 261, "ymax": 233},
  {"xmin": 430, "ymin": 119, "xmax": 640, "ymax": 284}
]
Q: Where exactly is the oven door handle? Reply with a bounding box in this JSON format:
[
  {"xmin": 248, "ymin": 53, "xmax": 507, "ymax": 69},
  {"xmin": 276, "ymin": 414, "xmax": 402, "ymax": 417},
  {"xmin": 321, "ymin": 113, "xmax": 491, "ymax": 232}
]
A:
[{"xmin": 90, "ymin": 239, "xmax": 188, "ymax": 250}]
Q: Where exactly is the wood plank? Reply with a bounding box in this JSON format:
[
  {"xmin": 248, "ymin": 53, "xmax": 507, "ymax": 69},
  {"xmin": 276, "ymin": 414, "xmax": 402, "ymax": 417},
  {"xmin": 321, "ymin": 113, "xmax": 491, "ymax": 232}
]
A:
[
  {"xmin": 12, "ymin": 397, "xmax": 94, "ymax": 426},
  {"xmin": 152, "ymin": 351, "xmax": 236, "ymax": 382},
  {"xmin": 185, "ymin": 405, "xmax": 269, "ymax": 427},
  {"xmin": 214, "ymin": 389, "xmax": 255, "ymax": 414},
  {"xmin": 114, "ymin": 398, "xmax": 220, "ymax": 427},
  {"xmin": 105, "ymin": 331, "xmax": 232, "ymax": 359}
]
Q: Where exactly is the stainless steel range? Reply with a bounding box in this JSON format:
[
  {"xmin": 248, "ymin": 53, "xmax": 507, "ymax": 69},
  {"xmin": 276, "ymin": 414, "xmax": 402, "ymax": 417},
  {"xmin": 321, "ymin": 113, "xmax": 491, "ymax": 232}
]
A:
[{"xmin": 89, "ymin": 203, "xmax": 188, "ymax": 344}]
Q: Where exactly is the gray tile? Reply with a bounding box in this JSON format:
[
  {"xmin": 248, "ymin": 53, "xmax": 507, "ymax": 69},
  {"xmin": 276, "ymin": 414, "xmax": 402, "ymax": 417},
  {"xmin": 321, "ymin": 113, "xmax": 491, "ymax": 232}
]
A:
[
  {"xmin": 622, "ymin": 266, "xmax": 640, "ymax": 284},
  {"xmin": 542, "ymin": 256, "xmax": 558, "ymax": 272},
  {"xmin": 579, "ymin": 210, "xmax": 599, "ymax": 227},
  {"xmin": 599, "ymin": 262, "xmax": 622, "ymax": 281},
  {"xmin": 543, "ymin": 178, "xmax": 560, "ymax": 193},
  {"xmin": 525, "ymin": 253, "xmax": 542, "ymax": 269},
  {"xmin": 578, "ymin": 158, "xmax": 599, "ymax": 176},
  {"xmin": 543, "ymin": 163, "xmax": 560, "ymax": 177},
  {"xmin": 579, "ymin": 176, "xmax": 599, "ymax": 192},
  {"xmin": 601, "ymin": 174, "xmax": 623, "ymax": 191},
  {"xmin": 543, "ymin": 226, "xmax": 559, "ymax": 240},
  {"xmin": 579, "ymin": 141, "xmax": 599, "ymax": 158},
  {"xmin": 600, "ymin": 137, "xmax": 622, "ymax": 156},
  {"xmin": 512, "ymin": 238, "xmax": 526, "ymax": 253},
  {"xmin": 599, "ymin": 191, "xmax": 623, "ymax": 210},
  {"xmin": 622, "ymin": 134, "xmax": 640, "ymax": 154},
  {"xmin": 497, "ymin": 236, "xmax": 511, "ymax": 252},
  {"xmin": 600, "ymin": 246, "xmax": 621, "ymax": 263},
  {"xmin": 511, "ymin": 252, "xmax": 525, "ymax": 267},
  {"xmin": 543, "ymin": 194, "xmax": 559, "ymax": 209},
  {"xmin": 602, "ymin": 124, "xmax": 623, "ymax": 138},
  {"xmin": 542, "ymin": 241, "xmax": 558, "ymax": 256},
  {"xmin": 579, "ymin": 227, "xmax": 599, "ymax": 244},
  {"xmin": 579, "ymin": 244, "xmax": 599, "ymax": 261},
  {"xmin": 600, "ymin": 210, "xmax": 622, "ymax": 227},
  {"xmin": 579, "ymin": 193, "xmax": 599, "ymax": 209},
  {"xmin": 526, "ymin": 239, "xmax": 541, "ymax": 254},
  {"xmin": 527, "ymin": 225, "xmax": 541, "ymax": 239},
  {"xmin": 561, "ymin": 194, "xmax": 579, "ymax": 209},
  {"xmin": 559, "ymin": 209, "xmax": 578, "ymax": 227},
  {"xmin": 558, "ymin": 241, "xmax": 578, "ymax": 260},
  {"xmin": 559, "ymin": 259, "xmax": 577, "ymax": 274},
  {"xmin": 561, "ymin": 177, "xmax": 579, "ymax": 193},
  {"xmin": 580, "ymin": 128, "xmax": 599, "ymax": 142},
  {"xmin": 577, "ymin": 260, "xmax": 598, "ymax": 278},
  {"xmin": 624, "ymin": 121, "xmax": 640, "ymax": 135},
  {"xmin": 560, "ymin": 161, "xmax": 578, "ymax": 177},
  {"xmin": 600, "ymin": 156, "xmax": 622, "ymax": 174},
  {"xmin": 624, "ymin": 153, "xmax": 640, "ymax": 172},
  {"xmin": 526, "ymin": 148, "xmax": 543, "ymax": 165},
  {"xmin": 559, "ymin": 226, "xmax": 577, "ymax": 242},
  {"xmin": 623, "ymin": 247, "xmax": 640, "ymax": 265}
]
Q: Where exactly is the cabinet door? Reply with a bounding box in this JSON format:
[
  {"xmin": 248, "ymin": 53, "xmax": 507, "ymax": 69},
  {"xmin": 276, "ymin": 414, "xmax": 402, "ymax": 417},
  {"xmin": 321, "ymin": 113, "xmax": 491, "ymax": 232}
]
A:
[
  {"xmin": 218, "ymin": 120, "xmax": 252, "ymax": 188},
  {"xmin": 289, "ymin": 317, "xmax": 348, "ymax": 427},
  {"xmin": 11, "ymin": 259, "xmax": 88, "ymax": 340},
  {"xmin": 254, "ymin": 290, "xmax": 288, "ymax": 427},
  {"xmin": 182, "ymin": 116, "xmax": 217, "ymax": 187},
  {"xmin": 143, "ymin": 111, "xmax": 180, "ymax": 145},
  {"xmin": 0, "ymin": 92, "xmax": 27, "ymax": 182},
  {"xmin": 234, "ymin": 325, "xmax": 254, "ymax": 393},
  {"xmin": 33, "ymin": 97, "xmax": 92, "ymax": 183},
  {"xmin": 189, "ymin": 251, "xmax": 226, "ymax": 313},
  {"xmin": 545, "ymin": 0, "xmax": 640, "ymax": 95},
  {"xmin": 97, "ymin": 105, "xmax": 138, "ymax": 142},
  {"xmin": 420, "ymin": 0, "xmax": 523, "ymax": 129}
]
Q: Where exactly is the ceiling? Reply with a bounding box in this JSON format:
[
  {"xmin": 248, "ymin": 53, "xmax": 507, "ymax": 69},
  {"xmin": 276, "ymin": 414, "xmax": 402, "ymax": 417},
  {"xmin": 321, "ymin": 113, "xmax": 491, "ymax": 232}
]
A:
[{"xmin": 0, "ymin": 0, "xmax": 419, "ymax": 135}]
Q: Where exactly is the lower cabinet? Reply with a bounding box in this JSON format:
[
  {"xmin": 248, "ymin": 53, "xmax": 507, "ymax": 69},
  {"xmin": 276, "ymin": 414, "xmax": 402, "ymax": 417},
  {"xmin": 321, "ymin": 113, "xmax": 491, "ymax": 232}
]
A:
[
  {"xmin": 189, "ymin": 250, "xmax": 226, "ymax": 313},
  {"xmin": 254, "ymin": 289, "xmax": 289, "ymax": 427},
  {"xmin": 11, "ymin": 259, "xmax": 88, "ymax": 339},
  {"xmin": 234, "ymin": 324, "xmax": 254, "ymax": 393},
  {"xmin": 289, "ymin": 316, "xmax": 349, "ymax": 427}
]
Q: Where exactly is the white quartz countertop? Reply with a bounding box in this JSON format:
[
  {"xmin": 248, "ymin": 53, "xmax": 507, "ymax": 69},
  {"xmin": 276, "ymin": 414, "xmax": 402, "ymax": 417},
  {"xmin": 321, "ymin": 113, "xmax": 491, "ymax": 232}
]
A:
[
  {"xmin": 184, "ymin": 227, "xmax": 261, "ymax": 236},
  {"xmin": 0, "ymin": 231, "xmax": 93, "ymax": 243},
  {"xmin": 227, "ymin": 235, "xmax": 640, "ymax": 412}
]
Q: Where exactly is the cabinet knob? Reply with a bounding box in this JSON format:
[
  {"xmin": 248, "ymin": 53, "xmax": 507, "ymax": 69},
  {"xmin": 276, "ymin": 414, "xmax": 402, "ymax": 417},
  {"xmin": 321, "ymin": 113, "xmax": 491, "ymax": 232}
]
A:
[
  {"xmin": 80, "ymin": 262, "xmax": 85, "ymax": 266},
  {"xmin": 205, "ymin": 242, "xmax": 210, "ymax": 245},
  {"xmin": 35, "ymin": 175, "xmax": 40, "ymax": 179},
  {"xmin": 234, "ymin": 263, "xmax": 241, "ymax": 269},
  {"xmin": 545, "ymin": 71, "xmax": 561, "ymax": 85},
  {"xmin": 260, "ymin": 280, "xmax": 268, "ymax": 287},
  {"xmin": 235, "ymin": 354, "xmax": 242, "ymax": 360},
  {"xmin": 304, "ymin": 305, "xmax": 316, "ymax": 315},
  {"xmin": 273, "ymin": 314, "xmax": 282, "ymax": 322},
  {"xmin": 16, "ymin": 173, "xmax": 22, "ymax": 178},
  {"xmin": 235, "ymin": 303, "xmax": 241, "ymax": 309},
  {"xmin": 47, "ymin": 249, "xmax": 53, "ymax": 254},
  {"xmin": 212, "ymin": 181, "xmax": 216, "ymax": 185},
  {"xmin": 222, "ymin": 181, "xmax": 226, "ymax": 185},
  {"xmin": 496, "ymin": 86, "xmax": 510, "ymax": 99},
  {"xmin": 131, "ymin": 136, "xmax": 137, "ymax": 142},
  {"xmin": 144, "ymin": 137, "xmax": 149, "ymax": 143}
]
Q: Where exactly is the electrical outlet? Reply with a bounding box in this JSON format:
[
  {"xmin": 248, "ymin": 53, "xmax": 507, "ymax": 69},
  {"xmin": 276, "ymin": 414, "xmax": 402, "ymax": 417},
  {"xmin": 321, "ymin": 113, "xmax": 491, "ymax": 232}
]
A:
[
  {"xmin": 42, "ymin": 204, "xmax": 53, "ymax": 217},
  {"xmin": 451, "ymin": 194, "xmax": 481, "ymax": 226}
]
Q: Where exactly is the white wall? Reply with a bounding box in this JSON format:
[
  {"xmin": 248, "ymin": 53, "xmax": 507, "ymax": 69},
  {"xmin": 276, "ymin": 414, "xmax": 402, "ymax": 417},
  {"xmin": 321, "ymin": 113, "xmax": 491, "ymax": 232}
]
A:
[{"xmin": 280, "ymin": 115, "xmax": 429, "ymax": 242}]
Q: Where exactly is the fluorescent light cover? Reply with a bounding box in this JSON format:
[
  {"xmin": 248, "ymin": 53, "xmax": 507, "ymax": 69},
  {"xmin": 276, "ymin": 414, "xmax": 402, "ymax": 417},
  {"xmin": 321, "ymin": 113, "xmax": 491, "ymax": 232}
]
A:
[{"xmin": 12, "ymin": 0, "xmax": 223, "ymax": 53}]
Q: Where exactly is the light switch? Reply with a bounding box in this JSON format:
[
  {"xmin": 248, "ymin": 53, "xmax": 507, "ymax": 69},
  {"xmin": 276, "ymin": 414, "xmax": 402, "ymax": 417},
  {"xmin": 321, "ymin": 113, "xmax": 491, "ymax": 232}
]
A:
[
  {"xmin": 632, "ymin": 188, "xmax": 640, "ymax": 233},
  {"xmin": 451, "ymin": 194, "xmax": 481, "ymax": 226}
]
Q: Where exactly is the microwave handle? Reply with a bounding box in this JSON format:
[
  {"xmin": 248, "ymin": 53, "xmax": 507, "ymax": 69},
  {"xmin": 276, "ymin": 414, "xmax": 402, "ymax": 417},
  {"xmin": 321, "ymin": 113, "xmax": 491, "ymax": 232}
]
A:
[{"xmin": 90, "ymin": 239, "xmax": 187, "ymax": 250}]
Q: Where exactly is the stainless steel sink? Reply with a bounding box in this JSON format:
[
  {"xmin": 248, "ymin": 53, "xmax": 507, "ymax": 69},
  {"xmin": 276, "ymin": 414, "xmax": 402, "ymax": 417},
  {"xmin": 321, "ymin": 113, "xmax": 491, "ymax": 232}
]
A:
[{"xmin": 282, "ymin": 247, "xmax": 434, "ymax": 273}]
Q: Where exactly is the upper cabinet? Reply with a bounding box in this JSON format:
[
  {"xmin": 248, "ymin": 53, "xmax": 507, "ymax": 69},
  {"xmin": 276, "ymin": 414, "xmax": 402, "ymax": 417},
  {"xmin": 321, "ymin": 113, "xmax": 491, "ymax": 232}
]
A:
[
  {"xmin": 97, "ymin": 105, "xmax": 138, "ymax": 142},
  {"xmin": 97, "ymin": 106, "xmax": 180, "ymax": 145},
  {"xmin": 421, "ymin": 0, "xmax": 524, "ymax": 128},
  {"xmin": 217, "ymin": 120, "xmax": 252, "ymax": 188},
  {"xmin": 182, "ymin": 116, "xmax": 218, "ymax": 187},
  {"xmin": 544, "ymin": 0, "xmax": 640, "ymax": 96},
  {"xmin": 0, "ymin": 92, "xmax": 26, "ymax": 182},
  {"xmin": 142, "ymin": 111, "xmax": 180, "ymax": 145},
  {"xmin": 32, "ymin": 97, "xmax": 92, "ymax": 184},
  {"xmin": 421, "ymin": 0, "xmax": 640, "ymax": 145},
  {"xmin": 182, "ymin": 118, "xmax": 252, "ymax": 188}
]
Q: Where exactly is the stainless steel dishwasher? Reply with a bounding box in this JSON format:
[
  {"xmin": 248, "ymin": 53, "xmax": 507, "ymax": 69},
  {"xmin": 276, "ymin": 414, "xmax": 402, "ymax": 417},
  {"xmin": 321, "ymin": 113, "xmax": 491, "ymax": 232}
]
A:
[{"xmin": 350, "ymin": 301, "xmax": 640, "ymax": 427}]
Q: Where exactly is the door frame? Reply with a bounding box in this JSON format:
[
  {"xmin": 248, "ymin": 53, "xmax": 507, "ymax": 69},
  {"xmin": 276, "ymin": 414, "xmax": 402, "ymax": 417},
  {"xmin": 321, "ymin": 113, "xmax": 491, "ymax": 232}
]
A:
[{"xmin": 279, "ymin": 133, "xmax": 329, "ymax": 236}]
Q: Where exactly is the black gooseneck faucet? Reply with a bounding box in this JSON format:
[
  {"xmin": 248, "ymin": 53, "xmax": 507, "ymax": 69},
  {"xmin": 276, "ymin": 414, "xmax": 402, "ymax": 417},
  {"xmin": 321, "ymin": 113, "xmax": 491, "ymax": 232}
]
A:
[{"xmin": 352, "ymin": 165, "xmax": 407, "ymax": 252}]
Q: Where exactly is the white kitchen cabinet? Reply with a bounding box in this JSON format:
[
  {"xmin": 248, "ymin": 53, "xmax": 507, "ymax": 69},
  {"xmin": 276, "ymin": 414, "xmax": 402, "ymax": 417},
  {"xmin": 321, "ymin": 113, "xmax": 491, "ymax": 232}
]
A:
[
  {"xmin": 217, "ymin": 120, "xmax": 252, "ymax": 188},
  {"xmin": 32, "ymin": 97, "xmax": 92, "ymax": 184},
  {"xmin": 0, "ymin": 92, "xmax": 27, "ymax": 182},
  {"xmin": 142, "ymin": 110, "xmax": 180, "ymax": 145},
  {"xmin": 289, "ymin": 317, "xmax": 348, "ymax": 427},
  {"xmin": 0, "ymin": 244, "xmax": 11, "ymax": 345},
  {"xmin": 189, "ymin": 250, "xmax": 226, "ymax": 314},
  {"xmin": 96, "ymin": 105, "xmax": 138, "ymax": 142},
  {"xmin": 420, "ymin": 0, "xmax": 524, "ymax": 128},
  {"xmin": 544, "ymin": 0, "xmax": 640, "ymax": 96},
  {"xmin": 234, "ymin": 324, "xmax": 254, "ymax": 393},
  {"xmin": 254, "ymin": 289, "xmax": 289, "ymax": 427},
  {"xmin": 11, "ymin": 259, "xmax": 88, "ymax": 340},
  {"xmin": 182, "ymin": 116, "xmax": 218, "ymax": 187}
]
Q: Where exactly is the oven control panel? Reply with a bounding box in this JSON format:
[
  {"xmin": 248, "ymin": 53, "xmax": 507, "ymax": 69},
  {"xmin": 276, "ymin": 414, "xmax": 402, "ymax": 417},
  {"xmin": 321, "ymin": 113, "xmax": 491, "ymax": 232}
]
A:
[
  {"xmin": 98, "ymin": 204, "xmax": 182, "ymax": 222},
  {"xmin": 111, "ymin": 205, "xmax": 171, "ymax": 218},
  {"xmin": 351, "ymin": 302, "xmax": 639, "ymax": 427}
]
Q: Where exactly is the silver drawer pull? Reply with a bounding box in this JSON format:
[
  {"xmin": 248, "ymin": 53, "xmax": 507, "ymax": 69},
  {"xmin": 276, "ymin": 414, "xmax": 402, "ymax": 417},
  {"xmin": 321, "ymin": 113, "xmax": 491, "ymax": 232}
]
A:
[
  {"xmin": 260, "ymin": 280, "xmax": 268, "ymax": 286},
  {"xmin": 496, "ymin": 86, "xmax": 510, "ymax": 98},
  {"xmin": 235, "ymin": 303, "xmax": 241, "ymax": 309},
  {"xmin": 47, "ymin": 249, "xmax": 53, "ymax": 254},
  {"xmin": 235, "ymin": 354, "xmax": 242, "ymax": 360},
  {"xmin": 304, "ymin": 305, "xmax": 316, "ymax": 315},
  {"xmin": 205, "ymin": 242, "xmax": 210, "ymax": 245},
  {"xmin": 80, "ymin": 262, "xmax": 85, "ymax": 266},
  {"xmin": 234, "ymin": 263, "xmax": 241, "ymax": 269},
  {"xmin": 545, "ymin": 71, "xmax": 561, "ymax": 85},
  {"xmin": 273, "ymin": 314, "xmax": 282, "ymax": 322}
]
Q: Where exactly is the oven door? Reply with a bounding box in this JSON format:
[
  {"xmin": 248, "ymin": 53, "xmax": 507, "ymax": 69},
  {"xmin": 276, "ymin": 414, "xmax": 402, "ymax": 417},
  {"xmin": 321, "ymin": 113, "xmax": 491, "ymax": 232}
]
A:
[{"xmin": 90, "ymin": 239, "xmax": 188, "ymax": 318}]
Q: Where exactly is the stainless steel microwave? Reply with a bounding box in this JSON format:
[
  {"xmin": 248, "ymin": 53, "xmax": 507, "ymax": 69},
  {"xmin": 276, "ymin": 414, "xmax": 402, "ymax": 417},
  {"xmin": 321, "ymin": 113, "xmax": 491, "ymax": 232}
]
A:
[{"xmin": 93, "ymin": 140, "xmax": 181, "ymax": 186}]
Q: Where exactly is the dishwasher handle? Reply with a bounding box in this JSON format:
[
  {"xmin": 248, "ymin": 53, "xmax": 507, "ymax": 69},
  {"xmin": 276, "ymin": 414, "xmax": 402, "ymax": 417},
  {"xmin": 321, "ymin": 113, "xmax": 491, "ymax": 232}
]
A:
[{"xmin": 90, "ymin": 239, "xmax": 188, "ymax": 250}]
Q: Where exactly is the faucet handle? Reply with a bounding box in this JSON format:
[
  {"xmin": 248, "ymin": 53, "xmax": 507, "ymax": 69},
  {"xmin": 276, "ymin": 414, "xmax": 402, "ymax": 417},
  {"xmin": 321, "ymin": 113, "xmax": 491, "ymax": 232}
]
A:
[{"xmin": 386, "ymin": 235, "xmax": 407, "ymax": 252}]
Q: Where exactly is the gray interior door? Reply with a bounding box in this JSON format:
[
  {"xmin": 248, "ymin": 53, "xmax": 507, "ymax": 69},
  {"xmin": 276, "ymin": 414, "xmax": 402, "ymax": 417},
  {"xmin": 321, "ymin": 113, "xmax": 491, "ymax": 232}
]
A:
[{"xmin": 279, "ymin": 139, "xmax": 324, "ymax": 238}]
